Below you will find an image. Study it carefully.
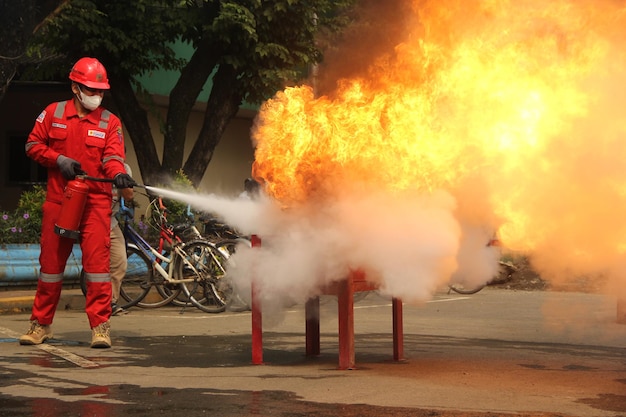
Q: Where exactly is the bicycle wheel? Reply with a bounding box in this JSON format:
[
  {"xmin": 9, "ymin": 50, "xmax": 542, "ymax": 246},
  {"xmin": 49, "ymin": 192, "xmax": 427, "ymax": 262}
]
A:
[
  {"xmin": 119, "ymin": 244, "xmax": 152, "ymax": 308},
  {"xmin": 448, "ymin": 260, "xmax": 518, "ymax": 295},
  {"xmin": 447, "ymin": 282, "xmax": 486, "ymax": 295},
  {"xmin": 175, "ymin": 239, "xmax": 231, "ymax": 313},
  {"xmin": 448, "ymin": 232, "xmax": 505, "ymax": 295},
  {"xmin": 157, "ymin": 281, "xmax": 194, "ymax": 307},
  {"xmin": 214, "ymin": 238, "xmax": 251, "ymax": 312},
  {"xmin": 152, "ymin": 253, "xmax": 193, "ymax": 307},
  {"xmin": 134, "ymin": 249, "xmax": 182, "ymax": 309}
]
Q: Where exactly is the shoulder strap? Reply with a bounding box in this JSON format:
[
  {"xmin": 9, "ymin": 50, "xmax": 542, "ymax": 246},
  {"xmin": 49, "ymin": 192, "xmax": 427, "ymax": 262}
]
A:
[
  {"xmin": 53, "ymin": 100, "xmax": 68, "ymax": 119},
  {"xmin": 99, "ymin": 110, "xmax": 111, "ymax": 129}
]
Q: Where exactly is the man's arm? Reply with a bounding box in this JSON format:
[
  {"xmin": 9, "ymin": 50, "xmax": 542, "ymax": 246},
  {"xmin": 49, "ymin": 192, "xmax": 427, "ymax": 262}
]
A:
[
  {"xmin": 102, "ymin": 116, "xmax": 127, "ymax": 179},
  {"xmin": 25, "ymin": 103, "xmax": 63, "ymax": 167}
]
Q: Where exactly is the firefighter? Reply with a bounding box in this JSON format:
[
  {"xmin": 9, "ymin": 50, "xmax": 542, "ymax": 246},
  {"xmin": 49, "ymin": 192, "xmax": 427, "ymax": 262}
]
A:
[{"xmin": 19, "ymin": 57, "xmax": 135, "ymax": 348}]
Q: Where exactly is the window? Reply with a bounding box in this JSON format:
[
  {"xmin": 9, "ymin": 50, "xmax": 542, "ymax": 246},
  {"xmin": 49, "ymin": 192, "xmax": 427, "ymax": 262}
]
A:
[{"xmin": 5, "ymin": 132, "xmax": 47, "ymax": 185}]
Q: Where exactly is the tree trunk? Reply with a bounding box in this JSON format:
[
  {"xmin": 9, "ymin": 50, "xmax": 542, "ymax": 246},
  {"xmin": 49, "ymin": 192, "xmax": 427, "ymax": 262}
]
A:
[
  {"xmin": 184, "ymin": 64, "xmax": 243, "ymax": 186},
  {"xmin": 109, "ymin": 74, "xmax": 162, "ymax": 185},
  {"xmin": 163, "ymin": 36, "xmax": 220, "ymax": 177}
]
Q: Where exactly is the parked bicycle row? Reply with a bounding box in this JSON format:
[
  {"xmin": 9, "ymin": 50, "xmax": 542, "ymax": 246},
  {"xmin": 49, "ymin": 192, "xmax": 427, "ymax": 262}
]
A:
[{"xmin": 79, "ymin": 191, "xmax": 251, "ymax": 314}]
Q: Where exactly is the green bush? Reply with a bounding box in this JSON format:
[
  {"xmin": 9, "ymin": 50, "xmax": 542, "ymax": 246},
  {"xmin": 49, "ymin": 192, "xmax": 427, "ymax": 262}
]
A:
[
  {"xmin": 162, "ymin": 169, "xmax": 196, "ymax": 224},
  {"xmin": 0, "ymin": 185, "xmax": 46, "ymax": 244}
]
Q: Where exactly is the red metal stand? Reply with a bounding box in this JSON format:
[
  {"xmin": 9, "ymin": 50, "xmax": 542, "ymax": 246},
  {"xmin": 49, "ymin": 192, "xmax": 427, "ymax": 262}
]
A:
[
  {"xmin": 304, "ymin": 269, "xmax": 404, "ymax": 369},
  {"xmin": 250, "ymin": 234, "xmax": 264, "ymax": 365},
  {"xmin": 250, "ymin": 239, "xmax": 404, "ymax": 369}
]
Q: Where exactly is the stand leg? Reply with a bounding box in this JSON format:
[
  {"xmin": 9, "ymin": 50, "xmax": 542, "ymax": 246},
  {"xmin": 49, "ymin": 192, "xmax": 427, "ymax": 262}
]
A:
[
  {"xmin": 392, "ymin": 298, "xmax": 404, "ymax": 361},
  {"xmin": 250, "ymin": 235, "xmax": 263, "ymax": 364},
  {"xmin": 305, "ymin": 296, "xmax": 321, "ymax": 356},
  {"xmin": 337, "ymin": 278, "xmax": 355, "ymax": 370}
]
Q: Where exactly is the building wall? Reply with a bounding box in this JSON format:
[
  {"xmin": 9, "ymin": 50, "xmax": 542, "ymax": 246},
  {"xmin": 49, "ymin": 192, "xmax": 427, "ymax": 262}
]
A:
[
  {"xmin": 0, "ymin": 83, "xmax": 67, "ymax": 210},
  {"xmin": 0, "ymin": 83, "xmax": 256, "ymax": 212}
]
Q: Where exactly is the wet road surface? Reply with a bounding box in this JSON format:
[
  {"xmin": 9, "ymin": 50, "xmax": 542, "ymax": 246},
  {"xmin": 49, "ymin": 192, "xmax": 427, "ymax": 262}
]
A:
[{"xmin": 0, "ymin": 289, "xmax": 625, "ymax": 416}]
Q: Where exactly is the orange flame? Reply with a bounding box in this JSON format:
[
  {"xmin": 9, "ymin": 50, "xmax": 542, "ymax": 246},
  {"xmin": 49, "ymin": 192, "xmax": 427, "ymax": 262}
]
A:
[{"xmin": 252, "ymin": 0, "xmax": 626, "ymax": 291}]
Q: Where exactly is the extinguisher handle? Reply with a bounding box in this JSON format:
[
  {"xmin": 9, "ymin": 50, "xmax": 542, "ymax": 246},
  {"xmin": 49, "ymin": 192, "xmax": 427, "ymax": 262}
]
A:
[{"xmin": 79, "ymin": 175, "xmax": 115, "ymax": 183}]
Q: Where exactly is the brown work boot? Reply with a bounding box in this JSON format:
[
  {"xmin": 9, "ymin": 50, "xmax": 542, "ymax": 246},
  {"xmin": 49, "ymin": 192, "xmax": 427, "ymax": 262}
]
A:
[
  {"xmin": 19, "ymin": 320, "xmax": 53, "ymax": 345},
  {"xmin": 90, "ymin": 321, "xmax": 111, "ymax": 348}
]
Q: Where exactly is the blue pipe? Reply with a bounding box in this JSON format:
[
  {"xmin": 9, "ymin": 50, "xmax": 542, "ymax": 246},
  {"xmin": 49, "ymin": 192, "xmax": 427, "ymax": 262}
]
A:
[{"xmin": 0, "ymin": 244, "xmax": 82, "ymax": 286}]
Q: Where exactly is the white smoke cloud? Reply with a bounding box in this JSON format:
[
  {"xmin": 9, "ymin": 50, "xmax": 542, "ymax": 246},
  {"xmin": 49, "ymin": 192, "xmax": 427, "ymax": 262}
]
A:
[{"xmin": 147, "ymin": 186, "xmax": 495, "ymax": 312}]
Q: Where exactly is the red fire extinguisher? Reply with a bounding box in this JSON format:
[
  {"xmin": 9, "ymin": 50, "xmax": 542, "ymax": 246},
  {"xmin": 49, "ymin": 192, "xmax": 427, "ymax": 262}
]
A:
[{"xmin": 54, "ymin": 177, "xmax": 90, "ymax": 240}]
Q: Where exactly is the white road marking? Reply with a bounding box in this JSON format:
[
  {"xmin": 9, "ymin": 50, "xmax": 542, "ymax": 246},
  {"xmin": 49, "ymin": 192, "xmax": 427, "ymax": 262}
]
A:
[
  {"xmin": 426, "ymin": 296, "xmax": 472, "ymax": 303},
  {"xmin": 352, "ymin": 296, "xmax": 471, "ymax": 309},
  {"xmin": 0, "ymin": 326, "xmax": 100, "ymax": 369},
  {"xmin": 141, "ymin": 296, "xmax": 472, "ymax": 318},
  {"xmin": 36, "ymin": 344, "xmax": 100, "ymax": 368}
]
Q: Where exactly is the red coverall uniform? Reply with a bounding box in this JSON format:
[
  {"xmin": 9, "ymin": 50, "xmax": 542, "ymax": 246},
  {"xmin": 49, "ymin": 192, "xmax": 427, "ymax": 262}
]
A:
[{"xmin": 25, "ymin": 99, "xmax": 126, "ymax": 328}]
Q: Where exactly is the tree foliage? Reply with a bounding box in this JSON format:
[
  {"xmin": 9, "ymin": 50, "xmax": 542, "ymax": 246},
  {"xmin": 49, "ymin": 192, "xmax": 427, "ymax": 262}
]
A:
[
  {"xmin": 0, "ymin": 0, "xmax": 67, "ymax": 103},
  {"xmin": 22, "ymin": 0, "xmax": 356, "ymax": 187}
]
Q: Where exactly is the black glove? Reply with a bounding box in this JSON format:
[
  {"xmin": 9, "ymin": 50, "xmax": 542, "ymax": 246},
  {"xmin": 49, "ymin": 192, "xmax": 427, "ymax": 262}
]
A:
[
  {"xmin": 56, "ymin": 155, "xmax": 83, "ymax": 180},
  {"xmin": 114, "ymin": 173, "xmax": 136, "ymax": 189}
]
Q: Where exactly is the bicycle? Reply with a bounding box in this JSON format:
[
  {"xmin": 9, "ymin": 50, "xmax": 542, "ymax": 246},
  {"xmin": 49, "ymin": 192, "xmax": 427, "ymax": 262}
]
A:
[
  {"xmin": 80, "ymin": 193, "xmax": 232, "ymax": 313},
  {"xmin": 144, "ymin": 197, "xmax": 212, "ymax": 309},
  {"xmin": 201, "ymin": 213, "xmax": 253, "ymax": 311},
  {"xmin": 147, "ymin": 197, "xmax": 242, "ymax": 313},
  {"xmin": 200, "ymin": 213, "xmax": 245, "ymax": 242},
  {"xmin": 447, "ymin": 236, "xmax": 518, "ymax": 295},
  {"xmin": 133, "ymin": 194, "xmax": 235, "ymax": 312}
]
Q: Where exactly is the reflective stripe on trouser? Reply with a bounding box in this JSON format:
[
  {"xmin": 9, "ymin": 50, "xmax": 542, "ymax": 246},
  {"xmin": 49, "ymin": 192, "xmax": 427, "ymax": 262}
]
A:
[
  {"xmin": 30, "ymin": 273, "xmax": 63, "ymax": 326},
  {"xmin": 85, "ymin": 273, "xmax": 112, "ymax": 327}
]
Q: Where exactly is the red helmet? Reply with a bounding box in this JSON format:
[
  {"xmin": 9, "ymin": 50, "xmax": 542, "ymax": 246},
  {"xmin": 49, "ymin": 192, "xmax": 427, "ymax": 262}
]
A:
[{"xmin": 69, "ymin": 57, "xmax": 110, "ymax": 89}]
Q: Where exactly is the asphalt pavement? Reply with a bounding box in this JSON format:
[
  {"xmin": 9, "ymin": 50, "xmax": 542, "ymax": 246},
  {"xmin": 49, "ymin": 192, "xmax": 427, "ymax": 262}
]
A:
[{"xmin": 0, "ymin": 287, "xmax": 625, "ymax": 417}]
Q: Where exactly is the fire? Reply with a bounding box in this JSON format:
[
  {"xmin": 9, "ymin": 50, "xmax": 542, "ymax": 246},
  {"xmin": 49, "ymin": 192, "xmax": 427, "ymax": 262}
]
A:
[{"xmin": 251, "ymin": 0, "xmax": 626, "ymax": 295}]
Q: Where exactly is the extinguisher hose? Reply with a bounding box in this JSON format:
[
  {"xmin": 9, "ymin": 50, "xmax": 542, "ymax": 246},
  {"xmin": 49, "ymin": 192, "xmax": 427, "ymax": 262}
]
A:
[{"xmin": 77, "ymin": 174, "xmax": 147, "ymax": 189}]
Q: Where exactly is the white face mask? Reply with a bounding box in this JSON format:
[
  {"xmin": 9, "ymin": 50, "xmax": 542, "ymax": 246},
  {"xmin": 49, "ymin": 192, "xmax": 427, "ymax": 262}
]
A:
[{"xmin": 77, "ymin": 87, "xmax": 103, "ymax": 111}]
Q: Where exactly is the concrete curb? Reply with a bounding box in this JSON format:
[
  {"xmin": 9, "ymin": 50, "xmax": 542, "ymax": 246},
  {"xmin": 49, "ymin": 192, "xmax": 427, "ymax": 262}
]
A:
[
  {"xmin": 0, "ymin": 289, "xmax": 86, "ymax": 315},
  {"xmin": 0, "ymin": 295, "xmax": 34, "ymax": 314}
]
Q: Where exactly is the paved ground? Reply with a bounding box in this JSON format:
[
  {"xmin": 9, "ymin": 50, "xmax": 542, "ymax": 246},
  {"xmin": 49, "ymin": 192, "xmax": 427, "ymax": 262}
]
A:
[{"xmin": 0, "ymin": 288, "xmax": 625, "ymax": 417}]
